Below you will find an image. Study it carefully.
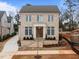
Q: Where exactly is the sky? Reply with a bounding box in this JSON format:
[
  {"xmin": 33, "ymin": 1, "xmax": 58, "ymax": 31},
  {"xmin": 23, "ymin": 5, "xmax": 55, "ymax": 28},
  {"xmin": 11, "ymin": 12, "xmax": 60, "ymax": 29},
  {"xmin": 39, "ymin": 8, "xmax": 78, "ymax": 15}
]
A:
[{"xmin": 0, "ymin": 0, "xmax": 65, "ymax": 15}]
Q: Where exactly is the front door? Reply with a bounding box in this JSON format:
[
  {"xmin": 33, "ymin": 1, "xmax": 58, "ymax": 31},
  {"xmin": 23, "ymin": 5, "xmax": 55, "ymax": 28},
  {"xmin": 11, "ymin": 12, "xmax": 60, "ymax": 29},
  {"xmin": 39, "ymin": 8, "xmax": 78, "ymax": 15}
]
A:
[{"xmin": 36, "ymin": 27, "xmax": 43, "ymax": 37}]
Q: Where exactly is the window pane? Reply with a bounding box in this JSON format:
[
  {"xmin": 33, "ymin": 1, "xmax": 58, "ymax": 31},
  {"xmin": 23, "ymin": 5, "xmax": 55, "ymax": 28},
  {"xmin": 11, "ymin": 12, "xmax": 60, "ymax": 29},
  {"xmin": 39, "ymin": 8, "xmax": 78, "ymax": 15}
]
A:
[
  {"xmin": 29, "ymin": 27, "xmax": 32, "ymax": 35},
  {"xmin": 26, "ymin": 16, "xmax": 28, "ymax": 21},
  {"xmin": 48, "ymin": 15, "xmax": 50, "ymax": 21},
  {"xmin": 37, "ymin": 15, "xmax": 43, "ymax": 22},
  {"xmin": 29, "ymin": 16, "xmax": 31, "ymax": 21},
  {"xmin": 51, "ymin": 27, "xmax": 54, "ymax": 35},
  {"xmin": 47, "ymin": 27, "xmax": 50, "ymax": 35},
  {"xmin": 48, "ymin": 15, "xmax": 53, "ymax": 22},
  {"xmin": 25, "ymin": 27, "xmax": 28, "ymax": 35},
  {"xmin": 39, "ymin": 16, "xmax": 43, "ymax": 22},
  {"xmin": 37, "ymin": 16, "xmax": 39, "ymax": 22},
  {"xmin": 52, "ymin": 16, "xmax": 53, "ymax": 21}
]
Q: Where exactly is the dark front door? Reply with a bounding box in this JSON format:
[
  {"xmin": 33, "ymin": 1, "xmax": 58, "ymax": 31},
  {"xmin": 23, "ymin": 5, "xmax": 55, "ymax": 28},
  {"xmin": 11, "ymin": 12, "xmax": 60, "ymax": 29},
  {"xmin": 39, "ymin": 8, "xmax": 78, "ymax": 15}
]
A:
[{"xmin": 36, "ymin": 27, "xmax": 43, "ymax": 37}]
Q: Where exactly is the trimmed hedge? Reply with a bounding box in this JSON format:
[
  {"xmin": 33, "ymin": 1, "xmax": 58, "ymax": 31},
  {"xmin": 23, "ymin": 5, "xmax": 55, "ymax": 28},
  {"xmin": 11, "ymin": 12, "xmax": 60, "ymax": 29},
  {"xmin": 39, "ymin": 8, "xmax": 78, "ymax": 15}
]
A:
[
  {"xmin": 0, "ymin": 36, "xmax": 3, "ymax": 41},
  {"xmin": 23, "ymin": 37, "xmax": 34, "ymax": 40},
  {"xmin": 0, "ymin": 32, "xmax": 16, "ymax": 42},
  {"xmin": 10, "ymin": 32, "xmax": 16, "ymax": 37}
]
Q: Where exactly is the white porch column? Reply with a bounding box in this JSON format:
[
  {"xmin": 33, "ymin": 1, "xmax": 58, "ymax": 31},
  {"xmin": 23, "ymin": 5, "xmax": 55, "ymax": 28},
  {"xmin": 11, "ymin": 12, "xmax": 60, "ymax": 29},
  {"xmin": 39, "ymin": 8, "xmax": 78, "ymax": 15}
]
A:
[
  {"xmin": 33, "ymin": 27, "xmax": 36, "ymax": 38},
  {"xmin": 43, "ymin": 26, "xmax": 46, "ymax": 38}
]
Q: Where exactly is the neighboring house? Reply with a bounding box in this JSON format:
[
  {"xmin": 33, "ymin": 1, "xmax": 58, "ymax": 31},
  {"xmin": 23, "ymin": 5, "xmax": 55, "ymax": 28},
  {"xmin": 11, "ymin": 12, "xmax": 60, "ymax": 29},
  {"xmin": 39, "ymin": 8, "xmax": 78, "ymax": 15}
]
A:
[
  {"xmin": 19, "ymin": 4, "xmax": 60, "ymax": 47},
  {"xmin": 0, "ymin": 11, "xmax": 9, "ymax": 37},
  {"xmin": 0, "ymin": 11, "xmax": 14, "ymax": 38},
  {"xmin": 7, "ymin": 15, "xmax": 14, "ymax": 35}
]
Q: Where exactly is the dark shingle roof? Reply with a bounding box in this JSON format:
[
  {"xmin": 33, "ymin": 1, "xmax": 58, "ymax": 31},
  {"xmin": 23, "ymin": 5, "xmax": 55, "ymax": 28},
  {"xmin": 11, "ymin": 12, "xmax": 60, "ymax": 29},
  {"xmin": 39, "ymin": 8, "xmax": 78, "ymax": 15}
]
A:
[
  {"xmin": 19, "ymin": 5, "xmax": 60, "ymax": 13},
  {"xmin": 0, "ymin": 11, "xmax": 5, "ymax": 19}
]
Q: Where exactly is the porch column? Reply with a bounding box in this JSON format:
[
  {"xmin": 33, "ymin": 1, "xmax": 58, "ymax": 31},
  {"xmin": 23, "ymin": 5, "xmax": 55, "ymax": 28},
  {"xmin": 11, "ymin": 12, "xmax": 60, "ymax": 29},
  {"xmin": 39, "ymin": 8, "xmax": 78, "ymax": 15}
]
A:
[
  {"xmin": 33, "ymin": 27, "xmax": 36, "ymax": 39},
  {"xmin": 43, "ymin": 26, "xmax": 46, "ymax": 38}
]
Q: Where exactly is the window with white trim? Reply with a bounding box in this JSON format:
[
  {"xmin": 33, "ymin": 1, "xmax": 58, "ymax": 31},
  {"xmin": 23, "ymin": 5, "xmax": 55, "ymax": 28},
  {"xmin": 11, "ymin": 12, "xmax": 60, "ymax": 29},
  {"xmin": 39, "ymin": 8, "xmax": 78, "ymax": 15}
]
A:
[
  {"xmin": 47, "ymin": 27, "xmax": 54, "ymax": 35},
  {"xmin": 37, "ymin": 15, "xmax": 43, "ymax": 22},
  {"xmin": 29, "ymin": 27, "xmax": 32, "ymax": 35},
  {"xmin": 26, "ymin": 16, "xmax": 31, "ymax": 22},
  {"xmin": 25, "ymin": 27, "xmax": 28, "ymax": 35},
  {"xmin": 48, "ymin": 15, "xmax": 53, "ymax": 22},
  {"xmin": 25, "ymin": 27, "xmax": 32, "ymax": 35}
]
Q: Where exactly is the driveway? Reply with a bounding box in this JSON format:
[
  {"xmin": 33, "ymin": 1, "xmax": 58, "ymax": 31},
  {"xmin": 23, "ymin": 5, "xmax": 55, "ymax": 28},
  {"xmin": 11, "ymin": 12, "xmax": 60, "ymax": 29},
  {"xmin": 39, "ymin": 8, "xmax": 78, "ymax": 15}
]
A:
[{"xmin": 0, "ymin": 35, "xmax": 19, "ymax": 59}]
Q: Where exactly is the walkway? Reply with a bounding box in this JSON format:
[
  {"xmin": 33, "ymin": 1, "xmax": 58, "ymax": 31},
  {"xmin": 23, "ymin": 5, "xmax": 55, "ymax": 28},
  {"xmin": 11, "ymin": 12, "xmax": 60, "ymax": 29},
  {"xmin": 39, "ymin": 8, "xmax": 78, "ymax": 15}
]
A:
[
  {"xmin": 15, "ymin": 50, "xmax": 76, "ymax": 55},
  {"xmin": 0, "ymin": 35, "xmax": 19, "ymax": 59}
]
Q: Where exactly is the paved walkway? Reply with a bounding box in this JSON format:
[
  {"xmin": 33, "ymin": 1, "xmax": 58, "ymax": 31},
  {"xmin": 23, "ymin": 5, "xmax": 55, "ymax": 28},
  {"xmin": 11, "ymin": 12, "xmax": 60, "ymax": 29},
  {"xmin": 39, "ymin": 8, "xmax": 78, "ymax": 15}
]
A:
[
  {"xmin": 15, "ymin": 50, "xmax": 76, "ymax": 55},
  {"xmin": 0, "ymin": 35, "xmax": 19, "ymax": 59}
]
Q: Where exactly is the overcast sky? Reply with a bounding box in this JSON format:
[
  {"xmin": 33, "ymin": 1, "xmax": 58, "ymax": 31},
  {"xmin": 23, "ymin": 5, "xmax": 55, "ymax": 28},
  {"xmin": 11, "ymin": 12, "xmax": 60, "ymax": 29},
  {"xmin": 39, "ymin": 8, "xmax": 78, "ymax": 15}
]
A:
[{"xmin": 0, "ymin": 0, "xmax": 66, "ymax": 16}]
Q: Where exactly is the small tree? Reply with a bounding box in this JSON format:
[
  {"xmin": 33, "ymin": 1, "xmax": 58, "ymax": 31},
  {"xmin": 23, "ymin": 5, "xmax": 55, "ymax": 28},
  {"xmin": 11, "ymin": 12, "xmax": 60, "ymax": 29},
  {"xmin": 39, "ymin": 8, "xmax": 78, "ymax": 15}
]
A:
[{"xmin": 14, "ymin": 14, "xmax": 20, "ymax": 32}]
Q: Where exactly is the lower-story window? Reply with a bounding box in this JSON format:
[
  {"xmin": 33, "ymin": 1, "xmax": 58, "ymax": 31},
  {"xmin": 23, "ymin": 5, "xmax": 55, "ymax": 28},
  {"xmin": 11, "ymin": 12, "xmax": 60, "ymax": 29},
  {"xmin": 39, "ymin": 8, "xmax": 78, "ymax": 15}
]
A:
[
  {"xmin": 47, "ymin": 27, "xmax": 50, "ymax": 35},
  {"xmin": 51, "ymin": 27, "xmax": 54, "ymax": 35},
  {"xmin": 25, "ymin": 27, "xmax": 32, "ymax": 35},
  {"xmin": 29, "ymin": 27, "xmax": 32, "ymax": 35},
  {"xmin": 47, "ymin": 27, "xmax": 54, "ymax": 35},
  {"xmin": 25, "ymin": 27, "xmax": 28, "ymax": 35}
]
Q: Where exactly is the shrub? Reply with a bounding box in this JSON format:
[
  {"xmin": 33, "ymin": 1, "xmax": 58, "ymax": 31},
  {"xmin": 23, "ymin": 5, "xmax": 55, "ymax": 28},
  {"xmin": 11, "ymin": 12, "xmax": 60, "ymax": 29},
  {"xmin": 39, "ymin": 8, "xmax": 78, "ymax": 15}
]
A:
[
  {"xmin": 53, "ymin": 37, "xmax": 56, "ymax": 40},
  {"xmin": 30, "ymin": 37, "xmax": 34, "ymax": 40},
  {"xmin": 0, "ymin": 36, "xmax": 3, "ymax": 41},
  {"xmin": 3, "ymin": 34, "xmax": 10, "ymax": 41},
  {"xmin": 59, "ymin": 34, "xmax": 63, "ymax": 41},
  {"xmin": 11, "ymin": 32, "xmax": 16, "ymax": 37},
  {"xmin": 0, "ymin": 36, "xmax": 1, "ymax": 39},
  {"xmin": 3, "ymin": 35, "xmax": 8, "ymax": 40},
  {"xmin": 5, "ymin": 34, "xmax": 10, "ymax": 39},
  {"xmin": 23, "ymin": 37, "xmax": 27, "ymax": 40}
]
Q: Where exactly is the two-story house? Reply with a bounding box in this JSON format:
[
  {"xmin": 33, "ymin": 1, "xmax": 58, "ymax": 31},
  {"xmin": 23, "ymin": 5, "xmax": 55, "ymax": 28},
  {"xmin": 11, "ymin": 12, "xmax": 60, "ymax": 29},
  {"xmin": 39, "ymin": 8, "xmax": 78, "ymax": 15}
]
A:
[
  {"xmin": 0, "ymin": 11, "xmax": 9, "ymax": 37},
  {"xmin": 19, "ymin": 4, "xmax": 60, "ymax": 47}
]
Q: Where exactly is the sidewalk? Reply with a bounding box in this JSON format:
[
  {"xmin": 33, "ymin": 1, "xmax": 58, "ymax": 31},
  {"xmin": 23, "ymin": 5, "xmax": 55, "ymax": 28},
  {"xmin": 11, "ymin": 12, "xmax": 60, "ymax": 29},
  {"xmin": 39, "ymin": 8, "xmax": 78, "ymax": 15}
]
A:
[
  {"xmin": 0, "ymin": 35, "xmax": 19, "ymax": 59},
  {"xmin": 15, "ymin": 50, "xmax": 76, "ymax": 55}
]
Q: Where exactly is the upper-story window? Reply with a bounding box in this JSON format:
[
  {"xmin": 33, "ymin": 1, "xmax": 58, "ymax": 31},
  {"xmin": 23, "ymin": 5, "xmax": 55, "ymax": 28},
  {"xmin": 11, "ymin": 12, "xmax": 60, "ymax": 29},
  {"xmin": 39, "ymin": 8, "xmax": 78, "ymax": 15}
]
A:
[
  {"xmin": 37, "ymin": 15, "xmax": 43, "ymax": 22},
  {"xmin": 7, "ymin": 19, "xmax": 11, "ymax": 23},
  {"xmin": 48, "ymin": 15, "xmax": 53, "ymax": 22},
  {"xmin": 7, "ymin": 16, "xmax": 12, "ymax": 23},
  {"xmin": 26, "ymin": 16, "xmax": 31, "ymax": 22}
]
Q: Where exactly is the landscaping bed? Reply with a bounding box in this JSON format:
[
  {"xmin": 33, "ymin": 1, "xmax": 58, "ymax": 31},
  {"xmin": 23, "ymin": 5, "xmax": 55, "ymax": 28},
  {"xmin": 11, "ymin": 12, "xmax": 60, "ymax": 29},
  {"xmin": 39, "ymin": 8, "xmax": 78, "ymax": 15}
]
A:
[{"xmin": 0, "ymin": 32, "xmax": 16, "ymax": 42}]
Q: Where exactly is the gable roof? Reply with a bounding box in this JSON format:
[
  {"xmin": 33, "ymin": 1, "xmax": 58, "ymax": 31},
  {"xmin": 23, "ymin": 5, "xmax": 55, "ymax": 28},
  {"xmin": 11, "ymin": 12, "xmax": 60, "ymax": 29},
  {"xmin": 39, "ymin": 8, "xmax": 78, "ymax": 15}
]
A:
[
  {"xmin": 19, "ymin": 5, "xmax": 60, "ymax": 13},
  {"xmin": 0, "ymin": 11, "xmax": 5, "ymax": 20}
]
